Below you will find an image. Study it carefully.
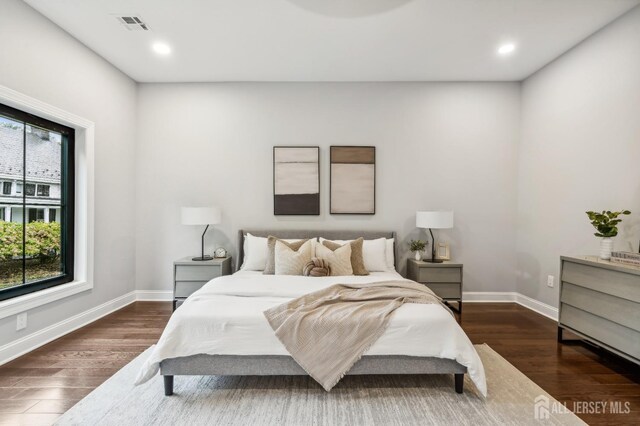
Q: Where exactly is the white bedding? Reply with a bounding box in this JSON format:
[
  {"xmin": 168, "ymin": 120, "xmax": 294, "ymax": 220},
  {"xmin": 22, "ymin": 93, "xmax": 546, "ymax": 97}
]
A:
[{"xmin": 135, "ymin": 271, "xmax": 487, "ymax": 396}]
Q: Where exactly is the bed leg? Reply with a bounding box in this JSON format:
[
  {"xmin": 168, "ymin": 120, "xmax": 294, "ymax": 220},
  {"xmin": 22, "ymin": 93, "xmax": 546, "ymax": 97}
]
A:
[
  {"xmin": 164, "ymin": 375, "xmax": 174, "ymax": 396},
  {"xmin": 454, "ymin": 374, "xmax": 464, "ymax": 394}
]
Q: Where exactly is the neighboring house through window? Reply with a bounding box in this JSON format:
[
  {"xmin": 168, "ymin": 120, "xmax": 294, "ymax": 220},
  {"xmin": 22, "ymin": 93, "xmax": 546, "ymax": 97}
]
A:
[
  {"xmin": 37, "ymin": 184, "xmax": 50, "ymax": 197},
  {"xmin": 24, "ymin": 183, "xmax": 35, "ymax": 196},
  {"xmin": 0, "ymin": 103, "xmax": 75, "ymax": 301}
]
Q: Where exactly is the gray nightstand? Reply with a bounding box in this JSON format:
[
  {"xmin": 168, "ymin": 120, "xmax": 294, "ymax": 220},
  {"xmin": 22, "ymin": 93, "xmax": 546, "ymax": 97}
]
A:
[
  {"xmin": 173, "ymin": 256, "xmax": 232, "ymax": 310},
  {"xmin": 407, "ymin": 259, "xmax": 463, "ymax": 314}
]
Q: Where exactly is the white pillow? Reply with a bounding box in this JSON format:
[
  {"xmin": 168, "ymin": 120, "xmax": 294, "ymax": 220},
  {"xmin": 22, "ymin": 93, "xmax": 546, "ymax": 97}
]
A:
[
  {"xmin": 386, "ymin": 238, "xmax": 395, "ymax": 271},
  {"xmin": 275, "ymin": 240, "xmax": 313, "ymax": 275},
  {"xmin": 319, "ymin": 237, "xmax": 388, "ymax": 272},
  {"xmin": 316, "ymin": 243, "xmax": 353, "ymax": 276},
  {"xmin": 241, "ymin": 233, "xmax": 269, "ymax": 271}
]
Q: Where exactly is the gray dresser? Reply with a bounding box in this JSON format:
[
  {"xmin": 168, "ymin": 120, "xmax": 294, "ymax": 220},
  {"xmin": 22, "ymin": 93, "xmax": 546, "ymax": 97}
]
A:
[
  {"xmin": 407, "ymin": 259, "xmax": 463, "ymax": 314},
  {"xmin": 173, "ymin": 256, "xmax": 232, "ymax": 310},
  {"xmin": 558, "ymin": 256, "xmax": 640, "ymax": 365}
]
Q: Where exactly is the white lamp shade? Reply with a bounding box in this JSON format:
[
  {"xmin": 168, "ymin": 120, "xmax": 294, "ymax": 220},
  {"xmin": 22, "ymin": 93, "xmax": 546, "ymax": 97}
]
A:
[
  {"xmin": 416, "ymin": 211, "xmax": 454, "ymax": 229},
  {"xmin": 181, "ymin": 207, "xmax": 221, "ymax": 225}
]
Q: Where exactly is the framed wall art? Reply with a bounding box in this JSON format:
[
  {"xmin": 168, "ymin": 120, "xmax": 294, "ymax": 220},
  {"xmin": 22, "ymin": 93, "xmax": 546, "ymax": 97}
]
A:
[
  {"xmin": 330, "ymin": 146, "xmax": 375, "ymax": 214},
  {"xmin": 435, "ymin": 242, "xmax": 451, "ymax": 261},
  {"xmin": 273, "ymin": 146, "xmax": 320, "ymax": 215}
]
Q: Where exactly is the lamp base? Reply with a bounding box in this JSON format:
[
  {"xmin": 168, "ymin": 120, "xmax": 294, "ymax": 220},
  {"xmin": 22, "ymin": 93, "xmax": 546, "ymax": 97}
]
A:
[
  {"xmin": 192, "ymin": 255, "xmax": 213, "ymax": 261},
  {"xmin": 424, "ymin": 259, "xmax": 444, "ymax": 263}
]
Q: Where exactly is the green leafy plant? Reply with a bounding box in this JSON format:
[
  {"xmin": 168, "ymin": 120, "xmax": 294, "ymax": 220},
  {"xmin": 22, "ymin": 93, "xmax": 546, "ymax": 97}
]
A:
[
  {"xmin": 409, "ymin": 239, "xmax": 427, "ymax": 252},
  {"xmin": 585, "ymin": 210, "xmax": 631, "ymax": 238},
  {"xmin": 0, "ymin": 221, "xmax": 61, "ymax": 260}
]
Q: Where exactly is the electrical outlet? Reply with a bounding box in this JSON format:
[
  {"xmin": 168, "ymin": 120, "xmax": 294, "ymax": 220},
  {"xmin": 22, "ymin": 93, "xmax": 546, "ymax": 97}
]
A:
[
  {"xmin": 547, "ymin": 275, "xmax": 555, "ymax": 288},
  {"xmin": 16, "ymin": 312, "xmax": 27, "ymax": 331}
]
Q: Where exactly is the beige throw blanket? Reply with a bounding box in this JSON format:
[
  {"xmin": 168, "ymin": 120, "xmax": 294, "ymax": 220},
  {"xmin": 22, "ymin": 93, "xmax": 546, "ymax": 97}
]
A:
[{"xmin": 263, "ymin": 280, "xmax": 446, "ymax": 391}]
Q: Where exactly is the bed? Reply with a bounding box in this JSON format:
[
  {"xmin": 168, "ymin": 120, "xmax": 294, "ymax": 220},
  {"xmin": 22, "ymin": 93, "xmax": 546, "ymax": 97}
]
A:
[{"xmin": 135, "ymin": 230, "xmax": 486, "ymax": 397}]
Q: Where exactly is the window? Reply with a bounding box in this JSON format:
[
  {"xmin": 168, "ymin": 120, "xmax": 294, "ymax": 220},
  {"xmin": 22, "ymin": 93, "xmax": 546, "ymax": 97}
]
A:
[
  {"xmin": 37, "ymin": 184, "xmax": 50, "ymax": 197},
  {"xmin": 1, "ymin": 182, "xmax": 10, "ymax": 195},
  {"xmin": 24, "ymin": 183, "xmax": 35, "ymax": 196},
  {"xmin": 27, "ymin": 208, "xmax": 45, "ymax": 223},
  {"xmin": 0, "ymin": 103, "xmax": 75, "ymax": 301}
]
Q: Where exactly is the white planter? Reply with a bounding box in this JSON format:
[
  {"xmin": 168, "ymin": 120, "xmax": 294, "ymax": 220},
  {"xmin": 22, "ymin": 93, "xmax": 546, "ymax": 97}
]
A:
[
  {"xmin": 600, "ymin": 237, "xmax": 613, "ymax": 260},
  {"xmin": 414, "ymin": 251, "xmax": 422, "ymax": 261}
]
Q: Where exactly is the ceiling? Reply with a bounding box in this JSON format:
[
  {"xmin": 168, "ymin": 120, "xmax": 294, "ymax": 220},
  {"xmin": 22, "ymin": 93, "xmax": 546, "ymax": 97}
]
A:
[{"xmin": 23, "ymin": 0, "xmax": 640, "ymax": 83}]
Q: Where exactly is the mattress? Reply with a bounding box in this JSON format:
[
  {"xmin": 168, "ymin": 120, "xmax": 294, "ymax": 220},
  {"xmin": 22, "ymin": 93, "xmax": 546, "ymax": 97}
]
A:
[{"xmin": 135, "ymin": 271, "xmax": 487, "ymax": 396}]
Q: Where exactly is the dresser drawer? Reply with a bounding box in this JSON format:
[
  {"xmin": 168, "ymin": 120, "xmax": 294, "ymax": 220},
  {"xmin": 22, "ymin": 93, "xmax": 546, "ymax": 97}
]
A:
[
  {"xmin": 560, "ymin": 304, "xmax": 640, "ymax": 361},
  {"xmin": 418, "ymin": 268, "xmax": 461, "ymax": 284},
  {"xmin": 175, "ymin": 281, "xmax": 208, "ymax": 298},
  {"xmin": 562, "ymin": 261, "xmax": 640, "ymax": 303},
  {"xmin": 423, "ymin": 283, "xmax": 461, "ymax": 299},
  {"xmin": 175, "ymin": 265, "xmax": 221, "ymax": 281},
  {"xmin": 561, "ymin": 283, "xmax": 640, "ymax": 332}
]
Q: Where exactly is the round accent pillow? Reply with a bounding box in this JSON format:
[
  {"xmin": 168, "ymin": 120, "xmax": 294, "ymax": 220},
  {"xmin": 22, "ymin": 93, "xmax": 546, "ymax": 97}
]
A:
[{"xmin": 303, "ymin": 257, "xmax": 331, "ymax": 277}]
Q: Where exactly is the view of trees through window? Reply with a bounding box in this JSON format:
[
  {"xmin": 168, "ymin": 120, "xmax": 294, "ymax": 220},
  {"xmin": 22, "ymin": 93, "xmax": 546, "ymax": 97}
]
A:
[{"xmin": 0, "ymin": 109, "xmax": 69, "ymax": 294}]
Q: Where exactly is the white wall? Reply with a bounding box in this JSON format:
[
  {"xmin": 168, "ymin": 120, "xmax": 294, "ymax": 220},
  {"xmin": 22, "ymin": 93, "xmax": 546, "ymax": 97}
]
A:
[
  {"xmin": 136, "ymin": 83, "xmax": 521, "ymax": 294},
  {"xmin": 517, "ymin": 6, "xmax": 640, "ymax": 307},
  {"xmin": 0, "ymin": 0, "xmax": 137, "ymax": 344}
]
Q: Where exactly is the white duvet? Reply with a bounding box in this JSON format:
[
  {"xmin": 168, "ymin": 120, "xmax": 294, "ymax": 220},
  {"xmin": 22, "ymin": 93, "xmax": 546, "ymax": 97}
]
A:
[{"xmin": 135, "ymin": 271, "xmax": 487, "ymax": 396}]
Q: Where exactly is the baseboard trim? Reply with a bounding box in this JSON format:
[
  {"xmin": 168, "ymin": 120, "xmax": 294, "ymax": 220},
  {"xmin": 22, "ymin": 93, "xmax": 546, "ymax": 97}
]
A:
[
  {"xmin": 463, "ymin": 291, "xmax": 558, "ymax": 321},
  {"xmin": 515, "ymin": 293, "xmax": 558, "ymax": 321},
  {"xmin": 135, "ymin": 290, "xmax": 173, "ymax": 301},
  {"xmin": 0, "ymin": 291, "xmax": 136, "ymax": 366},
  {"xmin": 463, "ymin": 291, "xmax": 517, "ymax": 302}
]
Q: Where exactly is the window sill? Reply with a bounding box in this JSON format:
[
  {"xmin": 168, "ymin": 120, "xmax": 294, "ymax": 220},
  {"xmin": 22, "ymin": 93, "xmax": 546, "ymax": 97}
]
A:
[{"xmin": 0, "ymin": 280, "xmax": 92, "ymax": 320}]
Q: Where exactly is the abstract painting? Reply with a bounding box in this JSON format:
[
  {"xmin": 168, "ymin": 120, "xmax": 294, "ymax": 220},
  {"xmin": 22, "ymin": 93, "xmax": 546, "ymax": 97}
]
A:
[
  {"xmin": 273, "ymin": 146, "xmax": 320, "ymax": 215},
  {"xmin": 330, "ymin": 146, "xmax": 375, "ymax": 214}
]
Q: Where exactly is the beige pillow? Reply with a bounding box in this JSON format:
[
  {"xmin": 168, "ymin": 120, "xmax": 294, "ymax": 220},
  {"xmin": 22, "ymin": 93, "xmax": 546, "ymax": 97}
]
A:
[
  {"xmin": 264, "ymin": 236, "xmax": 309, "ymax": 275},
  {"xmin": 322, "ymin": 238, "xmax": 369, "ymax": 275},
  {"xmin": 316, "ymin": 243, "xmax": 353, "ymax": 276},
  {"xmin": 275, "ymin": 240, "xmax": 313, "ymax": 275}
]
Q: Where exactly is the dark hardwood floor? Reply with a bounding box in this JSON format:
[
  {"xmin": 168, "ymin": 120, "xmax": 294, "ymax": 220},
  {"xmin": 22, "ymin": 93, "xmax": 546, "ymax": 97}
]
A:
[{"xmin": 0, "ymin": 302, "xmax": 638, "ymax": 425}]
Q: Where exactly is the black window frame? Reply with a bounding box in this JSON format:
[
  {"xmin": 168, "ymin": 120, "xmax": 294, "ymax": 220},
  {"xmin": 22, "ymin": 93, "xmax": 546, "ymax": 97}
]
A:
[
  {"xmin": 24, "ymin": 183, "xmax": 36, "ymax": 196},
  {"xmin": 1, "ymin": 182, "xmax": 11, "ymax": 195},
  {"xmin": 0, "ymin": 103, "xmax": 75, "ymax": 301},
  {"xmin": 37, "ymin": 184, "xmax": 50, "ymax": 197}
]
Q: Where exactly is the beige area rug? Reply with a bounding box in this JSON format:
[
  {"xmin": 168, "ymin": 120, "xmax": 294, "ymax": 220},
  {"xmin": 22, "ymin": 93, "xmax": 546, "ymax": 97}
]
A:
[{"xmin": 55, "ymin": 345, "xmax": 585, "ymax": 425}]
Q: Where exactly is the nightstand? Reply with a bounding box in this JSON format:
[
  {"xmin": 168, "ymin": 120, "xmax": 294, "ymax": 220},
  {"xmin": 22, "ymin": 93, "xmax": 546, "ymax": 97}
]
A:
[
  {"xmin": 407, "ymin": 259, "xmax": 463, "ymax": 314},
  {"xmin": 173, "ymin": 256, "xmax": 232, "ymax": 310}
]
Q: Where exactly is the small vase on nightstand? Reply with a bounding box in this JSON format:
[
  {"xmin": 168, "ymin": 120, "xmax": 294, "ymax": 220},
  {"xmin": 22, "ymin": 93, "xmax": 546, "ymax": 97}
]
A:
[
  {"xmin": 414, "ymin": 251, "xmax": 422, "ymax": 261},
  {"xmin": 600, "ymin": 237, "xmax": 613, "ymax": 260}
]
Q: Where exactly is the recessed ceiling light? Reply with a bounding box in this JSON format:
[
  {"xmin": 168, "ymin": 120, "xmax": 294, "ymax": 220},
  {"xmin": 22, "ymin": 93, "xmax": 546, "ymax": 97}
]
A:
[
  {"xmin": 152, "ymin": 42, "xmax": 171, "ymax": 55},
  {"xmin": 497, "ymin": 43, "xmax": 516, "ymax": 56}
]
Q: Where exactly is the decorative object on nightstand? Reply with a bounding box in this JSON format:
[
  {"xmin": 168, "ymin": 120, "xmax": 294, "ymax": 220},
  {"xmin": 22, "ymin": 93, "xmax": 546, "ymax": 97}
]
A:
[
  {"xmin": 585, "ymin": 210, "xmax": 631, "ymax": 260},
  {"xmin": 416, "ymin": 211, "xmax": 454, "ymax": 263},
  {"xmin": 436, "ymin": 242, "xmax": 451, "ymax": 261},
  {"xmin": 409, "ymin": 239, "xmax": 427, "ymax": 261},
  {"xmin": 173, "ymin": 256, "xmax": 232, "ymax": 310},
  {"xmin": 181, "ymin": 206, "xmax": 221, "ymax": 261},
  {"xmin": 407, "ymin": 259, "xmax": 463, "ymax": 314},
  {"xmin": 214, "ymin": 247, "xmax": 228, "ymax": 258}
]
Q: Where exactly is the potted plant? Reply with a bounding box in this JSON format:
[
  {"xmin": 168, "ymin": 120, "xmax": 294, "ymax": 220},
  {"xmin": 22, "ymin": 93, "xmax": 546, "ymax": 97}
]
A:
[
  {"xmin": 409, "ymin": 240, "xmax": 427, "ymax": 261},
  {"xmin": 586, "ymin": 210, "xmax": 631, "ymax": 260}
]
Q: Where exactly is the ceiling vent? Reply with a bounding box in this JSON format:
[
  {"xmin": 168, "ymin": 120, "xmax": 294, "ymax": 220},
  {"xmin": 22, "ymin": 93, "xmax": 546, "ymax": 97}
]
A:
[{"xmin": 115, "ymin": 16, "xmax": 149, "ymax": 31}]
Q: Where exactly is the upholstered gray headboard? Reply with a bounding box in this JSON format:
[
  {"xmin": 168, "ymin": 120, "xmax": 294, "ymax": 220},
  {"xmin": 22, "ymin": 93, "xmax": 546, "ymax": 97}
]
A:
[{"xmin": 237, "ymin": 230, "xmax": 397, "ymax": 271}]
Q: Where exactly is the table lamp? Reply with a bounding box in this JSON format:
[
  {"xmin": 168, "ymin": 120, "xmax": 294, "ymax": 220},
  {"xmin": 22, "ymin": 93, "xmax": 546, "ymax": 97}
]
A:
[
  {"xmin": 416, "ymin": 211, "xmax": 454, "ymax": 263},
  {"xmin": 181, "ymin": 207, "xmax": 221, "ymax": 261}
]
